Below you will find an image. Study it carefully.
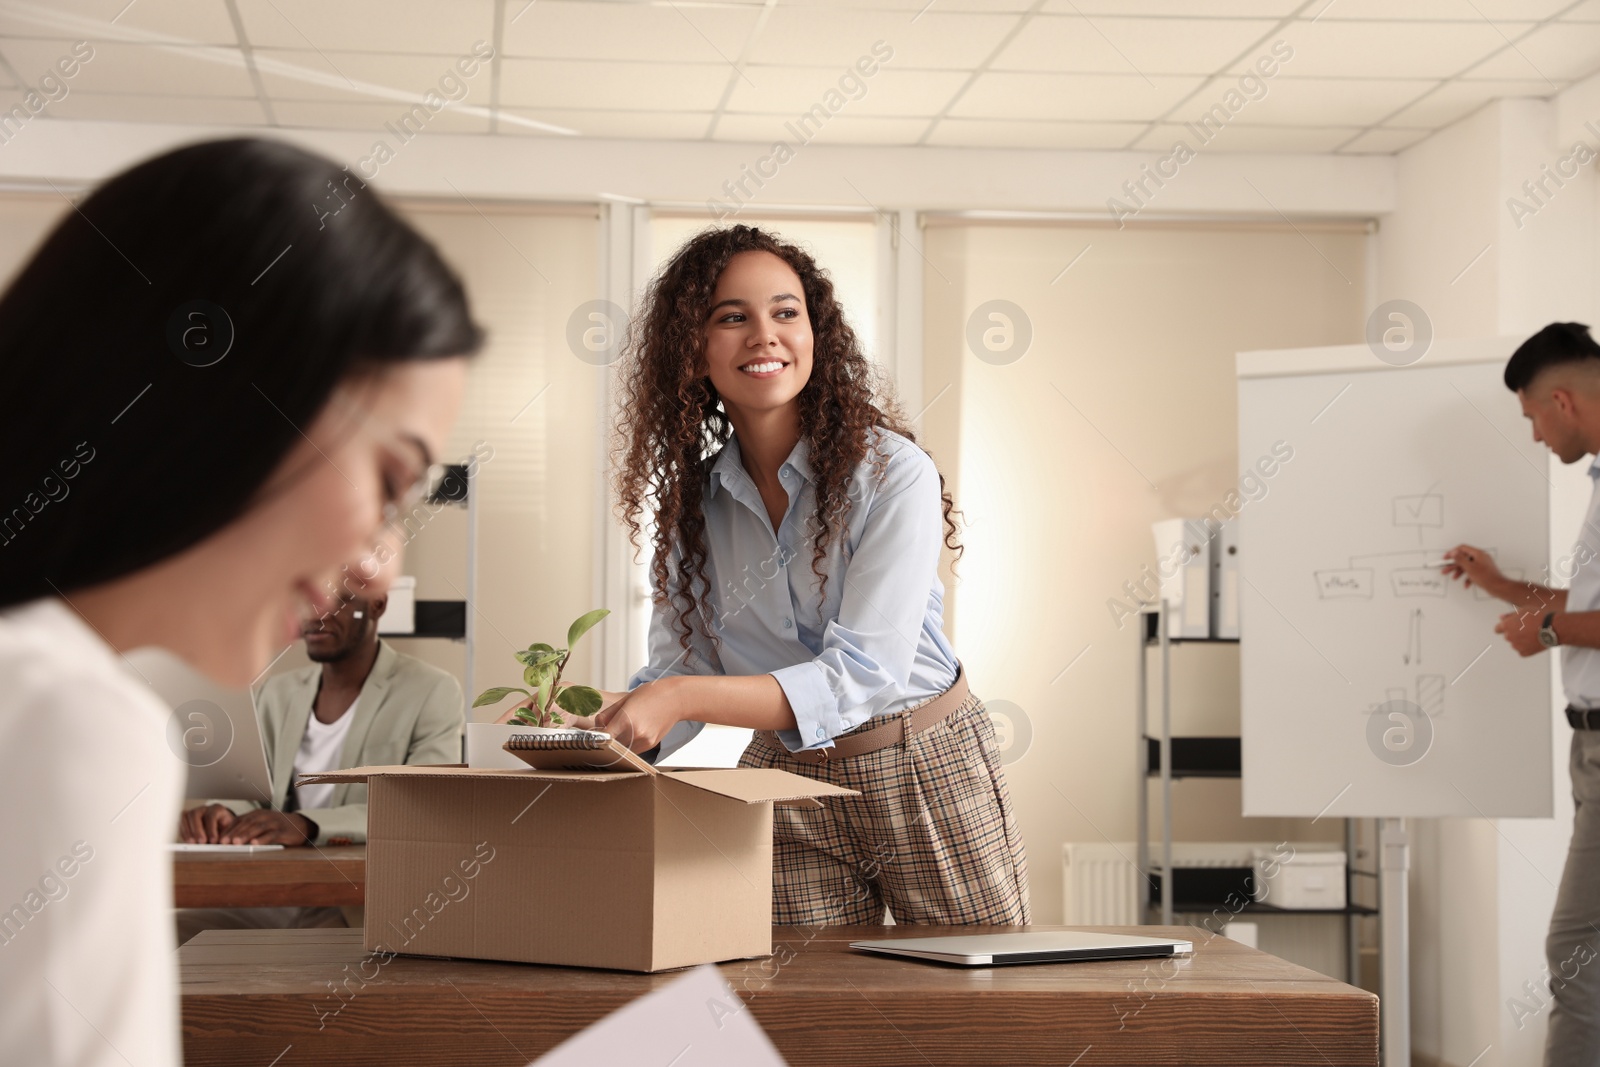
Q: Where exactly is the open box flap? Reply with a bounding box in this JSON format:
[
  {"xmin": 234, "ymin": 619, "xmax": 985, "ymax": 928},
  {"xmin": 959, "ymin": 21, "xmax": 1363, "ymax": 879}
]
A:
[
  {"xmin": 296, "ymin": 764, "xmax": 646, "ymax": 786},
  {"xmin": 662, "ymin": 768, "xmax": 860, "ymax": 805}
]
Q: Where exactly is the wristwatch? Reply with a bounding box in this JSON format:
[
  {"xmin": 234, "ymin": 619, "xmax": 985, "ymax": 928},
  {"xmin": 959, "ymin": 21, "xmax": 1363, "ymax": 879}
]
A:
[{"xmin": 1540, "ymin": 612, "xmax": 1561, "ymax": 649}]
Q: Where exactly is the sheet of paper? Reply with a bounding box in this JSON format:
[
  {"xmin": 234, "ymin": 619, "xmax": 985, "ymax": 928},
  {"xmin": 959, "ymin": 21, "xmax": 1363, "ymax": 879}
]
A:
[{"xmin": 529, "ymin": 965, "xmax": 787, "ymax": 1067}]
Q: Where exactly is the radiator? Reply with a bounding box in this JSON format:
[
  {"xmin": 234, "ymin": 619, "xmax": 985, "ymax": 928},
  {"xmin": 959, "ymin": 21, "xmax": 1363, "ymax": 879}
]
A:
[{"xmin": 1062, "ymin": 842, "xmax": 1354, "ymax": 982}]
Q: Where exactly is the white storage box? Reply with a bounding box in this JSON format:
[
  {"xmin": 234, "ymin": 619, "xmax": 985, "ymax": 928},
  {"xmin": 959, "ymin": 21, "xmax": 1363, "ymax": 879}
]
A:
[
  {"xmin": 465, "ymin": 721, "xmax": 551, "ymax": 769},
  {"xmin": 1252, "ymin": 848, "xmax": 1346, "ymax": 910},
  {"xmin": 1151, "ymin": 518, "xmax": 1212, "ymax": 638},
  {"xmin": 377, "ymin": 575, "xmax": 416, "ymax": 634}
]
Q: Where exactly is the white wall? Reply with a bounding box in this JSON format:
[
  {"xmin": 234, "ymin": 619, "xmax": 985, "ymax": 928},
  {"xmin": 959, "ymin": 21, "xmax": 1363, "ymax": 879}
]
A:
[
  {"xmin": 0, "ymin": 117, "xmax": 1394, "ymax": 217},
  {"xmin": 1377, "ymin": 88, "xmax": 1600, "ymax": 1067},
  {"xmin": 921, "ymin": 221, "xmax": 1368, "ymax": 927}
]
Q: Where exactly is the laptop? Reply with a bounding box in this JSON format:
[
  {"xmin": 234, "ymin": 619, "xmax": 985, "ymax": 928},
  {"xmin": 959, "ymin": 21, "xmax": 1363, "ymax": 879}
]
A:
[
  {"xmin": 126, "ymin": 646, "xmax": 274, "ymax": 804},
  {"xmin": 849, "ymin": 931, "xmax": 1193, "ymax": 967}
]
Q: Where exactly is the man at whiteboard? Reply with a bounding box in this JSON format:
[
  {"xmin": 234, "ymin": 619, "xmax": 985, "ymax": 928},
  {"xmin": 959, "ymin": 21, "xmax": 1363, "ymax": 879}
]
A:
[{"xmin": 1444, "ymin": 322, "xmax": 1600, "ymax": 1067}]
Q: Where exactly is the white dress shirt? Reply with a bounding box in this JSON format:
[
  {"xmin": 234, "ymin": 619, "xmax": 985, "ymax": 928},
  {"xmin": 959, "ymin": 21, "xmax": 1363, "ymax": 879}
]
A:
[
  {"xmin": 1563, "ymin": 456, "xmax": 1600, "ymax": 709},
  {"xmin": 0, "ymin": 597, "xmax": 184, "ymax": 1067},
  {"xmin": 633, "ymin": 429, "xmax": 961, "ymax": 758}
]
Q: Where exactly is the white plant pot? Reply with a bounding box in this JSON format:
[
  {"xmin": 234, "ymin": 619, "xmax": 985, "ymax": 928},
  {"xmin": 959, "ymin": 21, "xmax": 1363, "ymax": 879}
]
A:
[{"xmin": 466, "ymin": 721, "xmax": 550, "ymax": 769}]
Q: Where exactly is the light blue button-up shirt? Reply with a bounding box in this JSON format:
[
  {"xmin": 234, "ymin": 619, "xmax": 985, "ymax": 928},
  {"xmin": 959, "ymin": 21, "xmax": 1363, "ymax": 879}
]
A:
[
  {"xmin": 631, "ymin": 428, "xmax": 960, "ymax": 757},
  {"xmin": 1563, "ymin": 456, "xmax": 1600, "ymax": 709}
]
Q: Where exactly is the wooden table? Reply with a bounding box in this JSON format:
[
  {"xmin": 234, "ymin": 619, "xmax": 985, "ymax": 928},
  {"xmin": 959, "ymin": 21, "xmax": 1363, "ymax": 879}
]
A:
[
  {"xmin": 180, "ymin": 924, "xmax": 1376, "ymax": 1065},
  {"xmin": 173, "ymin": 846, "xmax": 365, "ymax": 908}
]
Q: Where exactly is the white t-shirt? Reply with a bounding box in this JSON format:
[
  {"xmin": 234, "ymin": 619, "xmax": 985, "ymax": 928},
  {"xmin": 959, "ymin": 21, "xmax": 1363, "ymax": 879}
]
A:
[
  {"xmin": 0, "ymin": 597, "xmax": 184, "ymax": 1067},
  {"xmin": 291, "ymin": 698, "xmax": 358, "ymax": 811}
]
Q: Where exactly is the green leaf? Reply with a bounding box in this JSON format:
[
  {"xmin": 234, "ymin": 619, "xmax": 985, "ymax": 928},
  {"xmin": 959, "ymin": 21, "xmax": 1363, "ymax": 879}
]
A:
[
  {"xmin": 536, "ymin": 672, "xmax": 553, "ymax": 716},
  {"xmin": 566, "ymin": 608, "xmax": 611, "ymax": 650},
  {"xmin": 549, "ymin": 711, "xmax": 565, "ymax": 725},
  {"xmin": 523, "ymin": 663, "xmax": 556, "ymax": 690},
  {"xmin": 514, "ymin": 649, "xmax": 564, "ymax": 669},
  {"xmin": 511, "ymin": 707, "xmax": 543, "ymax": 727},
  {"xmin": 527, "ymin": 642, "xmax": 556, "ymax": 655},
  {"xmin": 472, "ymin": 686, "xmax": 530, "ymax": 708},
  {"xmin": 555, "ymin": 685, "xmax": 603, "ymax": 718}
]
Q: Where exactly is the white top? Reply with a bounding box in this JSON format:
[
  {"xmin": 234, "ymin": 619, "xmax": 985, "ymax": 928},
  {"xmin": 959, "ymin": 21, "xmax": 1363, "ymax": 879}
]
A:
[
  {"xmin": 1564, "ymin": 457, "xmax": 1600, "ymax": 709},
  {"xmin": 0, "ymin": 597, "xmax": 184, "ymax": 1067},
  {"xmin": 291, "ymin": 697, "xmax": 358, "ymax": 811}
]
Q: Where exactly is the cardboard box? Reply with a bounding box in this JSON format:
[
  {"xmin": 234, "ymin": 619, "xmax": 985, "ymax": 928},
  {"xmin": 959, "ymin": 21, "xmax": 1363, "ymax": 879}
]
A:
[{"xmin": 302, "ymin": 738, "xmax": 855, "ymax": 973}]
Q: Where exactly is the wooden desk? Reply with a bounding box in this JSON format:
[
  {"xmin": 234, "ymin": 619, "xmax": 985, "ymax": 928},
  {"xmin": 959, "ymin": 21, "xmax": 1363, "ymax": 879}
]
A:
[
  {"xmin": 173, "ymin": 846, "xmax": 365, "ymax": 908},
  {"xmin": 180, "ymin": 925, "xmax": 1376, "ymax": 1066}
]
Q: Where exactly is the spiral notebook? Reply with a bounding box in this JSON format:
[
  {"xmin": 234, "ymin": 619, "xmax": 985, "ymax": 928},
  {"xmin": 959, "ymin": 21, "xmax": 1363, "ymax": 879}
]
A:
[{"xmin": 502, "ymin": 728, "xmax": 658, "ymax": 774}]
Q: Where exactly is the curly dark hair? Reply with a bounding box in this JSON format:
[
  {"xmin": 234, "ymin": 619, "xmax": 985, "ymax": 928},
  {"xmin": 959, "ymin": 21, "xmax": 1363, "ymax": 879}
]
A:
[{"xmin": 613, "ymin": 224, "xmax": 961, "ymax": 655}]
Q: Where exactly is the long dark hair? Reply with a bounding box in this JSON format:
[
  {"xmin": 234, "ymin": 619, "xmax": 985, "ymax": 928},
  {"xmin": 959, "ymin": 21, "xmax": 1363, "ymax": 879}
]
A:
[
  {"xmin": 0, "ymin": 137, "xmax": 483, "ymax": 608},
  {"xmin": 613, "ymin": 224, "xmax": 960, "ymax": 654}
]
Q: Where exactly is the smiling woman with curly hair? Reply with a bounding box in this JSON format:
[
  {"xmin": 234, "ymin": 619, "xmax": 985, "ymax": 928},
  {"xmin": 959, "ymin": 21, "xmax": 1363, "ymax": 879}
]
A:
[{"xmin": 595, "ymin": 224, "xmax": 1030, "ymax": 927}]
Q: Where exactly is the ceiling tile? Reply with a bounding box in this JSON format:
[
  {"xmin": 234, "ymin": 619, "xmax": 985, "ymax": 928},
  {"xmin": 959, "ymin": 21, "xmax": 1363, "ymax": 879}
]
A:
[
  {"xmin": 925, "ymin": 117, "xmax": 1147, "ymax": 147},
  {"xmin": 497, "ymin": 107, "xmax": 713, "ymax": 139},
  {"xmin": 498, "ymin": 58, "xmax": 731, "ymax": 111},
  {"xmin": 1565, "ymin": 0, "xmax": 1600, "ymax": 19},
  {"xmin": 41, "ymin": 91, "xmax": 267, "ymax": 125},
  {"xmin": 713, "ymin": 112, "xmax": 927, "ymax": 144},
  {"xmin": 503, "ymin": 2, "xmax": 761, "ymax": 63},
  {"xmin": 1338, "ymin": 127, "xmax": 1432, "ymax": 153},
  {"xmin": 725, "ymin": 66, "xmax": 964, "ymax": 116},
  {"xmin": 1189, "ymin": 75, "xmax": 1433, "ymax": 126},
  {"xmin": 742, "ymin": 9, "xmax": 1018, "ymax": 69},
  {"xmin": 253, "ymin": 49, "xmax": 497, "ymax": 104},
  {"xmin": 1467, "ymin": 21, "xmax": 1600, "ymax": 81},
  {"xmin": 0, "ymin": 0, "xmax": 238, "ymax": 45},
  {"xmin": 235, "ymin": 0, "xmax": 495, "ymax": 54},
  {"xmin": 949, "ymin": 71, "xmax": 1204, "ymax": 120},
  {"xmin": 1045, "ymin": 0, "xmax": 1303, "ymax": 13},
  {"xmin": 0, "ymin": 39, "xmax": 257, "ymax": 96},
  {"xmin": 1385, "ymin": 78, "xmax": 1555, "ymax": 125},
  {"xmin": 995, "ymin": 15, "xmax": 1279, "ymax": 75},
  {"xmin": 778, "ymin": 0, "xmax": 1034, "ymax": 10},
  {"xmin": 272, "ymin": 98, "xmax": 491, "ymax": 134},
  {"xmin": 1134, "ymin": 120, "xmax": 1365, "ymax": 151},
  {"xmin": 1312, "ymin": 0, "xmax": 1574, "ymax": 17},
  {"xmin": 1234, "ymin": 18, "xmax": 1533, "ymax": 79}
]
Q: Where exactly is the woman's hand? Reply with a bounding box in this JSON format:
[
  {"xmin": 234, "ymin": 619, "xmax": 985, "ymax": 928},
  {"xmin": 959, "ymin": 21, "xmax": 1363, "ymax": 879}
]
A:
[{"xmin": 594, "ymin": 679, "xmax": 682, "ymax": 752}]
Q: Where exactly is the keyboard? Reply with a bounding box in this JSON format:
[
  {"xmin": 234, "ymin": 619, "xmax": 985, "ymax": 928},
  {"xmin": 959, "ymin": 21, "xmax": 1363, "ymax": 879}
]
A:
[{"xmin": 169, "ymin": 843, "xmax": 286, "ymax": 853}]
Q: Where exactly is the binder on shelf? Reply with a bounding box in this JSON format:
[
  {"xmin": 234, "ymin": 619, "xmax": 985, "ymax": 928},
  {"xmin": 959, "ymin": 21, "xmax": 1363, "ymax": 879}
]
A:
[
  {"xmin": 1152, "ymin": 518, "xmax": 1211, "ymax": 638},
  {"xmin": 1213, "ymin": 517, "xmax": 1240, "ymax": 639},
  {"xmin": 377, "ymin": 575, "xmax": 417, "ymax": 635}
]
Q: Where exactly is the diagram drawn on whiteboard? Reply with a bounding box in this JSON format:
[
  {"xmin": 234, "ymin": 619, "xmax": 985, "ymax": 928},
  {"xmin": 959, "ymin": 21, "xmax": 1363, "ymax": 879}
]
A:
[{"xmin": 1307, "ymin": 493, "xmax": 1519, "ymax": 721}]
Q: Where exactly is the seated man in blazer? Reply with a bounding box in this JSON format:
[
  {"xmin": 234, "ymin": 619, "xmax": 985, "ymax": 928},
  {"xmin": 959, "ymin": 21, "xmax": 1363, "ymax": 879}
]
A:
[{"xmin": 175, "ymin": 591, "xmax": 464, "ymax": 941}]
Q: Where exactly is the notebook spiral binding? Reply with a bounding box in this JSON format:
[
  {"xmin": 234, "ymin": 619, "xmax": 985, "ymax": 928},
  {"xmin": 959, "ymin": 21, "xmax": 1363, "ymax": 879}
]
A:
[{"xmin": 503, "ymin": 730, "xmax": 612, "ymax": 752}]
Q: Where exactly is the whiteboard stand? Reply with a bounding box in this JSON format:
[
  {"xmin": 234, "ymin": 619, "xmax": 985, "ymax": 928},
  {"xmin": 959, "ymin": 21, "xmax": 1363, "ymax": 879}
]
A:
[
  {"xmin": 1379, "ymin": 817, "xmax": 1409, "ymax": 1067},
  {"xmin": 1160, "ymin": 604, "xmax": 1173, "ymax": 925}
]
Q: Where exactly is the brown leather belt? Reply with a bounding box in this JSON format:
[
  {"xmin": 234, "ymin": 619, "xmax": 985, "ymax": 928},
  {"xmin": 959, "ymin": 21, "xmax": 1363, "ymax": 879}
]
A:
[{"xmin": 769, "ymin": 667, "xmax": 971, "ymax": 765}]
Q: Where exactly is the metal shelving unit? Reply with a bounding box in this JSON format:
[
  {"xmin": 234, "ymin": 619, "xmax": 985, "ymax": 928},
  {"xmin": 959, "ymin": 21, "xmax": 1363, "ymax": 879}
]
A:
[
  {"xmin": 386, "ymin": 460, "xmax": 475, "ymax": 656},
  {"xmin": 1135, "ymin": 607, "xmax": 1375, "ymax": 986}
]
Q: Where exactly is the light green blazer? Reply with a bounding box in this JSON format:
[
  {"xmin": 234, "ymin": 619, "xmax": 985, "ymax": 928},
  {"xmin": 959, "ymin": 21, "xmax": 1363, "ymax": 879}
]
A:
[{"xmin": 224, "ymin": 641, "xmax": 464, "ymax": 845}]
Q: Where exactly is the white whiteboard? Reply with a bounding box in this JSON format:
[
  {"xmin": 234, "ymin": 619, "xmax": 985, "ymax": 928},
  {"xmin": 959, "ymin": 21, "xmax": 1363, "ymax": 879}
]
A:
[{"xmin": 1238, "ymin": 340, "xmax": 1565, "ymax": 818}]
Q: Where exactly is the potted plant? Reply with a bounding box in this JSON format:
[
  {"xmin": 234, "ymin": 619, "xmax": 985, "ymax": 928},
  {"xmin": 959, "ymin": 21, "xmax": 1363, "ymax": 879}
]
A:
[{"xmin": 472, "ymin": 608, "xmax": 609, "ymax": 728}]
